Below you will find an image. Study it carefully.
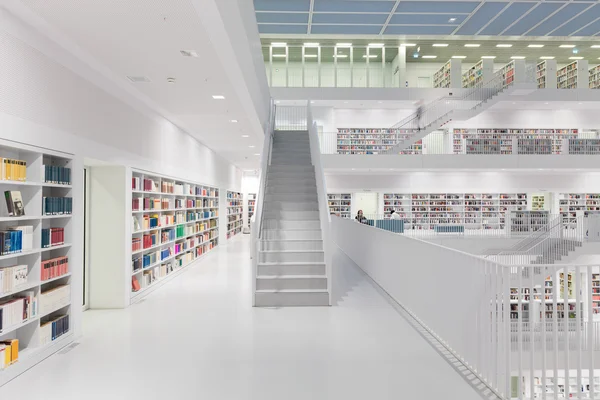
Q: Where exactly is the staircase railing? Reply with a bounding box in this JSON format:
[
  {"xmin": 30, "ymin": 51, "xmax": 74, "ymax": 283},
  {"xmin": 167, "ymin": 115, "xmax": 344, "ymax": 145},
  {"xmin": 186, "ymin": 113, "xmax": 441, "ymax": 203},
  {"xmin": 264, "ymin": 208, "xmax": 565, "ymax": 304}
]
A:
[
  {"xmin": 384, "ymin": 63, "xmax": 536, "ymax": 154},
  {"xmin": 307, "ymin": 103, "xmax": 332, "ymax": 305},
  {"xmin": 251, "ymin": 99, "xmax": 275, "ymax": 306}
]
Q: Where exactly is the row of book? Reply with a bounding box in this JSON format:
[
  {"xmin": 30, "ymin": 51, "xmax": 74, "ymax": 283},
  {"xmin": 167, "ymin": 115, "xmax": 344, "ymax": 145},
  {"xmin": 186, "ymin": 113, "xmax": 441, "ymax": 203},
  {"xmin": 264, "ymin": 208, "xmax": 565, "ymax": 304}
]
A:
[
  {"xmin": 42, "ymin": 227, "xmax": 65, "ymax": 248},
  {"xmin": 0, "ymin": 226, "xmax": 33, "ymax": 255},
  {"xmin": 0, "ymin": 265, "xmax": 28, "ymax": 295},
  {"xmin": 44, "ymin": 165, "xmax": 71, "ymax": 185},
  {"xmin": 41, "ymin": 256, "xmax": 69, "ymax": 281},
  {"xmin": 39, "ymin": 284, "xmax": 70, "ymax": 316},
  {"xmin": 132, "ymin": 260, "xmax": 175, "ymax": 292},
  {"xmin": 43, "ymin": 197, "xmax": 73, "ymax": 215},
  {"xmin": 0, "ymin": 291, "xmax": 37, "ymax": 332},
  {"xmin": 1, "ymin": 158, "xmax": 26, "ymax": 181},
  {"xmin": 0, "ymin": 339, "xmax": 18, "ymax": 370},
  {"xmin": 40, "ymin": 314, "xmax": 69, "ymax": 345}
]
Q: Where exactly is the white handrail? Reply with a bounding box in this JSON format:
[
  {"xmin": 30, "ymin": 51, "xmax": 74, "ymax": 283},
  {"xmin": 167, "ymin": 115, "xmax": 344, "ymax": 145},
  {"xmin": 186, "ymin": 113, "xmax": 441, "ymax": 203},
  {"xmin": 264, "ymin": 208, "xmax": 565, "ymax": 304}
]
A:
[{"xmin": 307, "ymin": 103, "xmax": 332, "ymax": 305}]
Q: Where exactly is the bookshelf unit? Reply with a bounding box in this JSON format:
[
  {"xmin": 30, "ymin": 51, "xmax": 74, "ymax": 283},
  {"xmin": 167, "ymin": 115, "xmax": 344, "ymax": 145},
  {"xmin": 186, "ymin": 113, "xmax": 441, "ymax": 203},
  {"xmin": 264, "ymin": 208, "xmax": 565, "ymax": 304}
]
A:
[
  {"xmin": 382, "ymin": 192, "xmax": 528, "ymax": 230},
  {"xmin": 559, "ymin": 193, "xmax": 600, "ymax": 227},
  {"xmin": 462, "ymin": 59, "xmax": 493, "ymax": 89},
  {"xmin": 336, "ymin": 128, "xmax": 422, "ymax": 155},
  {"xmin": 433, "ymin": 59, "xmax": 461, "ymax": 88},
  {"xmin": 130, "ymin": 171, "xmax": 219, "ymax": 299},
  {"xmin": 531, "ymin": 194, "xmax": 545, "ymax": 211},
  {"xmin": 557, "ymin": 60, "xmax": 588, "ymax": 89},
  {"xmin": 590, "ymin": 64, "xmax": 600, "ymax": 89},
  {"xmin": 536, "ymin": 59, "xmax": 557, "ymax": 89},
  {"xmin": 0, "ymin": 139, "xmax": 80, "ymax": 387},
  {"xmin": 328, "ymin": 193, "xmax": 351, "ymax": 218},
  {"xmin": 508, "ymin": 210, "xmax": 549, "ymax": 234},
  {"xmin": 568, "ymin": 139, "xmax": 600, "ymax": 154},
  {"xmin": 501, "ymin": 61, "xmax": 515, "ymax": 88},
  {"xmin": 227, "ymin": 191, "xmax": 242, "ymax": 238},
  {"xmin": 247, "ymin": 193, "xmax": 256, "ymax": 227}
]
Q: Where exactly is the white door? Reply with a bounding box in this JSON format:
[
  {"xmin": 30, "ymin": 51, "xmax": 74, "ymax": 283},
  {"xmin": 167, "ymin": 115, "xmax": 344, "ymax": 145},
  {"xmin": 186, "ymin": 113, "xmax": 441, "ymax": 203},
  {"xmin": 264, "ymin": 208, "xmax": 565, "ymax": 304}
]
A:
[
  {"xmin": 353, "ymin": 192, "xmax": 379, "ymax": 219},
  {"xmin": 418, "ymin": 76, "xmax": 431, "ymax": 88}
]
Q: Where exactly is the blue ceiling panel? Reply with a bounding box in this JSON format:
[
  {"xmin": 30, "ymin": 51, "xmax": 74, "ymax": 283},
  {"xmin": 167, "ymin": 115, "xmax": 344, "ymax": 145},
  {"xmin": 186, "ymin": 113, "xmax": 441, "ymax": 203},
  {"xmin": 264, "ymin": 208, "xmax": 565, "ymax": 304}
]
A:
[
  {"xmin": 257, "ymin": 24, "xmax": 308, "ymax": 34},
  {"xmin": 479, "ymin": 3, "xmax": 536, "ymax": 35},
  {"xmin": 254, "ymin": 0, "xmax": 310, "ymax": 12},
  {"xmin": 311, "ymin": 24, "xmax": 383, "ymax": 34},
  {"xmin": 572, "ymin": 18, "xmax": 600, "ymax": 36},
  {"xmin": 313, "ymin": 0, "xmax": 394, "ymax": 13},
  {"xmin": 395, "ymin": 1, "xmax": 480, "ymax": 14},
  {"xmin": 454, "ymin": 2, "xmax": 508, "ymax": 35},
  {"xmin": 526, "ymin": 3, "xmax": 591, "ymax": 36},
  {"xmin": 503, "ymin": 3, "xmax": 563, "ymax": 35},
  {"xmin": 549, "ymin": 4, "xmax": 600, "ymax": 36},
  {"xmin": 312, "ymin": 13, "xmax": 389, "ymax": 24},
  {"xmin": 390, "ymin": 14, "xmax": 465, "ymax": 25},
  {"xmin": 384, "ymin": 25, "xmax": 457, "ymax": 35},
  {"xmin": 256, "ymin": 13, "xmax": 309, "ymax": 24}
]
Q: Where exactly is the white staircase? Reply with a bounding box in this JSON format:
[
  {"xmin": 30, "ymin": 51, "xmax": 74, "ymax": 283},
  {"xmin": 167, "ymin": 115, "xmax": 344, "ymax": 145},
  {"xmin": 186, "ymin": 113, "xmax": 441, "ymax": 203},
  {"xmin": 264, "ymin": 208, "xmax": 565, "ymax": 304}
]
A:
[{"xmin": 255, "ymin": 130, "xmax": 330, "ymax": 306}]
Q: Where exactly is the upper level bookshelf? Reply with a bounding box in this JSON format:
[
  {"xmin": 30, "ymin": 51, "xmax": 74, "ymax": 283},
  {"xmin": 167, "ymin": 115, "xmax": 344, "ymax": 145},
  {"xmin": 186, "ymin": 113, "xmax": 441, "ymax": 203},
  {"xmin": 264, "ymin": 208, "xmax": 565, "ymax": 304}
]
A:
[
  {"xmin": 434, "ymin": 60, "xmax": 452, "ymax": 88},
  {"xmin": 328, "ymin": 193, "xmax": 351, "ymax": 218},
  {"xmin": 336, "ymin": 128, "xmax": 422, "ymax": 155},
  {"xmin": 590, "ymin": 65, "xmax": 600, "ymax": 89},
  {"xmin": 557, "ymin": 60, "xmax": 588, "ymax": 89},
  {"xmin": 501, "ymin": 61, "xmax": 515, "ymax": 88},
  {"xmin": 247, "ymin": 193, "xmax": 256, "ymax": 227},
  {"xmin": 559, "ymin": 193, "xmax": 600, "ymax": 227},
  {"xmin": 462, "ymin": 60, "xmax": 490, "ymax": 89},
  {"xmin": 130, "ymin": 170, "xmax": 219, "ymax": 299},
  {"xmin": 227, "ymin": 191, "xmax": 242, "ymax": 239},
  {"xmin": 0, "ymin": 139, "xmax": 77, "ymax": 386}
]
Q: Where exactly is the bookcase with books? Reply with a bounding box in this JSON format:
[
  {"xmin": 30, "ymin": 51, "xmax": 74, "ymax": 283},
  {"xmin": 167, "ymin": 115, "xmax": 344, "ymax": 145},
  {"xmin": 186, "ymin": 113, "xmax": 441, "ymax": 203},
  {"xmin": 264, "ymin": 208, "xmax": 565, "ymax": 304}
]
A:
[
  {"xmin": 559, "ymin": 193, "xmax": 600, "ymax": 228},
  {"xmin": 590, "ymin": 64, "xmax": 600, "ymax": 89},
  {"xmin": 568, "ymin": 138, "xmax": 600, "ymax": 155},
  {"xmin": 508, "ymin": 210, "xmax": 549, "ymax": 234},
  {"xmin": 557, "ymin": 60, "xmax": 588, "ymax": 89},
  {"xmin": 536, "ymin": 60, "xmax": 557, "ymax": 89},
  {"xmin": 130, "ymin": 170, "xmax": 219, "ymax": 300},
  {"xmin": 433, "ymin": 59, "xmax": 461, "ymax": 88},
  {"xmin": 328, "ymin": 193, "xmax": 351, "ymax": 218},
  {"xmin": 501, "ymin": 61, "xmax": 515, "ymax": 88},
  {"xmin": 336, "ymin": 128, "xmax": 422, "ymax": 155},
  {"xmin": 247, "ymin": 193, "xmax": 256, "ymax": 227},
  {"xmin": 462, "ymin": 59, "xmax": 492, "ymax": 89},
  {"xmin": 226, "ymin": 191, "xmax": 242, "ymax": 239},
  {"xmin": 0, "ymin": 139, "xmax": 80, "ymax": 386}
]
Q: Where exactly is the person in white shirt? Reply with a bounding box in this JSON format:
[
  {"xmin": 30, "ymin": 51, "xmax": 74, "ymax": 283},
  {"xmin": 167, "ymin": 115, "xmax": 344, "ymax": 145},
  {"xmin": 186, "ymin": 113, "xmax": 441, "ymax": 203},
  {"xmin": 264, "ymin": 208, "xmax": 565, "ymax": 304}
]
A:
[{"xmin": 390, "ymin": 210, "xmax": 401, "ymax": 220}]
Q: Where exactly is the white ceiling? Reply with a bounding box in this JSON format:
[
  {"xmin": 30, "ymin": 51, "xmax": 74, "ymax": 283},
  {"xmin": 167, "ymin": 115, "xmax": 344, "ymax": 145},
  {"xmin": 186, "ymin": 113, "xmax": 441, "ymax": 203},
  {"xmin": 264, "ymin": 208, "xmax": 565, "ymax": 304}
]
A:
[{"xmin": 7, "ymin": 0, "xmax": 265, "ymax": 169}]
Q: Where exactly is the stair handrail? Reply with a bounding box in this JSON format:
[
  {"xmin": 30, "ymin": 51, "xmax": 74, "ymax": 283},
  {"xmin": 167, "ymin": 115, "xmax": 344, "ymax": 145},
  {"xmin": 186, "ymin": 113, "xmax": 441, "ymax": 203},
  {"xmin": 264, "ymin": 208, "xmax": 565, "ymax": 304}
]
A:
[
  {"xmin": 384, "ymin": 63, "xmax": 536, "ymax": 154},
  {"xmin": 251, "ymin": 99, "xmax": 275, "ymax": 306},
  {"xmin": 307, "ymin": 102, "xmax": 332, "ymax": 305}
]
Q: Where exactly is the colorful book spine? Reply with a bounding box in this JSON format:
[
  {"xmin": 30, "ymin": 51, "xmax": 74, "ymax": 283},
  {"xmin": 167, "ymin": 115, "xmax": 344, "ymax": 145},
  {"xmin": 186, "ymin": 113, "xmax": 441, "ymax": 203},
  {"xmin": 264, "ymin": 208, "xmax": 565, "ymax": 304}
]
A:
[
  {"xmin": 41, "ymin": 256, "xmax": 69, "ymax": 281},
  {"xmin": 39, "ymin": 315, "xmax": 69, "ymax": 346},
  {"xmin": 1, "ymin": 158, "xmax": 27, "ymax": 181},
  {"xmin": 42, "ymin": 197, "xmax": 73, "ymax": 215},
  {"xmin": 43, "ymin": 165, "xmax": 71, "ymax": 185},
  {"xmin": 41, "ymin": 227, "xmax": 65, "ymax": 248}
]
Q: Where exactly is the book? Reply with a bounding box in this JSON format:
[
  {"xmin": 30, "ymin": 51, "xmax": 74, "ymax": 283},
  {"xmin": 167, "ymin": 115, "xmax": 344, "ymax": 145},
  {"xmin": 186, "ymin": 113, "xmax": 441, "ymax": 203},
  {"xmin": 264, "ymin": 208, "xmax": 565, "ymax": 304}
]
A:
[
  {"xmin": 42, "ymin": 197, "xmax": 72, "ymax": 215},
  {"xmin": 40, "ymin": 315, "xmax": 69, "ymax": 345},
  {"xmin": 4, "ymin": 191, "xmax": 24, "ymax": 216},
  {"xmin": 43, "ymin": 165, "xmax": 71, "ymax": 185},
  {"xmin": 132, "ymin": 276, "xmax": 141, "ymax": 292},
  {"xmin": 0, "ymin": 264, "xmax": 28, "ymax": 294},
  {"xmin": 41, "ymin": 256, "xmax": 69, "ymax": 281},
  {"xmin": 1, "ymin": 158, "xmax": 26, "ymax": 181}
]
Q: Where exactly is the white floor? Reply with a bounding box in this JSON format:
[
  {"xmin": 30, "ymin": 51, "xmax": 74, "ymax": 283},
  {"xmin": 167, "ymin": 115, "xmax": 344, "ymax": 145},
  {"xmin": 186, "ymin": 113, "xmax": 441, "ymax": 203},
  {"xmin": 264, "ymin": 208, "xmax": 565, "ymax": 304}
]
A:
[{"xmin": 0, "ymin": 235, "xmax": 482, "ymax": 400}]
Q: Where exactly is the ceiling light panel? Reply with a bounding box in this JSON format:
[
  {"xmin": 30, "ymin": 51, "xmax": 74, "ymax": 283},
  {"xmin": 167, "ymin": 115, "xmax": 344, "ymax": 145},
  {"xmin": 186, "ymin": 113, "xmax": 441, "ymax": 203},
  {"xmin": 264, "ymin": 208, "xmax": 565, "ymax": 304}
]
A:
[
  {"xmin": 336, "ymin": 43, "xmax": 352, "ymax": 47},
  {"xmin": 496, "ymin": 44, "xmax": 513, "ymax": 48},
  {"xmin": 481, "ymin": 56, "xmax": 496, "ymax": 59},
  {"xmin": 303, "ymin": 42, "xmax": 319, "ymax": 47},
  {"xmin": 368, "ymin": 43, "xmax": 384, "ymax": 47},
  {"xmin": 212, "ymin": 95, "xmax": 225, "ymax": 99},
  {"xmin": 540, "ymin": 56, "xmax": 555, "ymax": 59},
  {"xmin": 433, "ymin": 44, "xmax": 449, "ymax": 47},
  {"xmin": 592, "ymin": 45, "xmax": 600, "ymax": 49},
  {"xmin": 464, "ymin": 44, "xmax": 480, "ymax": 47},
  {"xmin": 452, "ymin": 55, "xmax": 467, "ymax": 59},
  {"xmin": 271, "ymin": 42, "xmax": 287, "ymax": 47},
  {"xmin": 511, "ymin": 56, "xmax": 526, "ymax": 59},
  {"xmin": 528, "ymin": 44, "xmax": 544, "ymax": 48},
  {"xmin": 560, "ymin": 45, "xmax": 576, "ymax": 48},
  {"xmin": 569, "ymin": 56, "xmax": 583, "ymax": 60},
  {"xmin": 422, "ymin": 55, "xmax": 437, "ymax": 59}
]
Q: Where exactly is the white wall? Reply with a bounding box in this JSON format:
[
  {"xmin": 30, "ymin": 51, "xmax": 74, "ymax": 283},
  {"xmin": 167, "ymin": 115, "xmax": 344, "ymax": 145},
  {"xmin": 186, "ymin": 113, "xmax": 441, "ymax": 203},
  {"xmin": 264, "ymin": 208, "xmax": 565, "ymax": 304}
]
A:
[
  {"xmin": 313, "ymin": 107, "xmax": 413, "ymax": 132},
  {"xmin": 454, "ymin": 109, "xmax": 600, "ymax": 130},
  {"xmin": 0, "ymin": 10, "xmax": 241, "ymax": 189}
]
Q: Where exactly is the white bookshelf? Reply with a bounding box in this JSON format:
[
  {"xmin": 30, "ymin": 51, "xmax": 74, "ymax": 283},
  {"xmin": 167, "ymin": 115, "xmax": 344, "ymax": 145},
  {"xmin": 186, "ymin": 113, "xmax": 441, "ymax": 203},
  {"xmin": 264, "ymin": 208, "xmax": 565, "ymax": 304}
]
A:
[
  {"xmin": 501, "ymin": 61, "xmax": 515, "ymax": 88},
  {"xmin": 130, "ymin": 170, "xmax": 219, "ymax": 299},
  {"xmin": 227, "ymin": 190, "xmax": 242, "ymax": 239},
  {"xmin": 508, "ymin": 210, "xmax": 549, "ymax": 234},
  {"xmin": 537, "ymin": 60, "xmax": 557, "ymax": 89},
  {"xmin": 590, "ymin": 64, "xmax": 600, "ymax": 89},
  {"xmin": 247, "ymin": 193, "xmax": 256, "ymax": 227},
  {"xmin": 462, "ymin": 59, "xmax": 493, "ymax": 89},
  {"xmin": 559, "ymin": 193, "xmax": 600, "ymax": 228},
  {"xmin": 433, "ymin": 59, "xmax": 461, "ymax": 88},
  {"xmin": 328, "ymin": 193, "xmax": 351, "ymax": 218},
  {"xmin": 557, "ymin": 60, "xmax": 588, "ymax": 89},
  {"xmin": 0, "ymin": 139, "xmax": 80, "ymax": 387},
  {"xmin": 336, "ymin": 128, "xmax": 422, "ymax": 155}
]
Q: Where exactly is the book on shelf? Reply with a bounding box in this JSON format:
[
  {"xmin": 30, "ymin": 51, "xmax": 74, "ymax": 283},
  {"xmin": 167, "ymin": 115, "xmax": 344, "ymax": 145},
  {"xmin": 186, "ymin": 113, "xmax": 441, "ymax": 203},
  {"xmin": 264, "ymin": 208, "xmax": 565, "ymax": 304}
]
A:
[
  {"xmin": 42, "ymin": 197, "xmax": 72, "ymax": 215},
  {"xmin": 0, "ymin": 264, "xmax": 28, "ymax": 295},
  {"xmin": 0, "ymin": 290, "xmax": 37, "ymax": 332},
  {"xmin": 42, "ymin": 227, "xmax": 64, "ymax": 248},
  {"xmin": 0, "ymin": 339, "xmax": 18, "ymax": 370},
  {"xmin": 4, "ymin": 191, "xmax": 25, "ymax": 216},
  {"xmin": 43, "ymin": 165, "xmax": 71, "ymax": 185},
  {"xmin": 1, "ymin": 159, "xmax": 26, "ymax": 182},
  {"xmin": 41, "ymin": 256, "xmax": 69, "ymax": 281},
  {"xmin": 39, "ymin": 284, "xmax": 70, "ymax": 316},
  {"xmin": 0, "ymin": 226, "xmax": 33, "ymax": 255},
  {"xmin": 39, "ymin": 314, "xmax": 69, "ymax": 345},
  {"xmin": 132, "ymin": 276, "xmax": 141, "ymax": 292}
]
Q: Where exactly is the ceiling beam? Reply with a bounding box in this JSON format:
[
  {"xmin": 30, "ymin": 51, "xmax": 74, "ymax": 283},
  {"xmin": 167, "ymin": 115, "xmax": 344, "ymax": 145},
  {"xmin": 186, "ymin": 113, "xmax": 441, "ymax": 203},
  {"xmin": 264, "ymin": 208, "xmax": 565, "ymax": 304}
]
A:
[
  {"xmin": 475, "ymin": 1, "xmax": 513, "ymax": 36},
  {"xmin": 498, "ymin": 2, "xmax": 540, "ymax": 36},
  {"xmin": 570, "ymin": 16, "xmax": 600, "ymax": 36},
  {"xmin": 522, "ymin": 2, "xmax": 569, "ymax": 36},
  {"xmin": 546, "ymin": 3, "xmax": 596, "ymax": 36},
  {"xmin": 307, "ymin": 0, "xmax": 315, "ymax": 34},
  {"xmin": 379, "ymin": 0, "xmax": 401, "ymax": 36},
  {"xmin": 450, "ymin": 2, "xmax": 484, "ymax": 36}
]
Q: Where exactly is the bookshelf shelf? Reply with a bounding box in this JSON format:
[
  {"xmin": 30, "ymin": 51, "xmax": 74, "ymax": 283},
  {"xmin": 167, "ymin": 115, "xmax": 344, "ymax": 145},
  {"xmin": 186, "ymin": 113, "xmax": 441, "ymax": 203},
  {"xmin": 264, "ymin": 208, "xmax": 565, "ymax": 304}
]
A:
[
  {"xmin": 462, "ymin": 59, "xmax": 491, "ymax": 89},
  {"xmin": 501, "ymin": 61, "xmax": 515, "ymax": 88},
  {"xmin": 328, "ymin": 193, "xmax": 352, "ymax": 218},
  {"xmin": 557, "ymin": 60, "xmax": 588, "ymax": 89},
  {"xmin": 336, "ymin": 128, "xmax": 422, "ymax": 155},
  {"xmin": 247, "ymin": 193, "xmax": 256, "ymax": 227},
  {"xmin": 130, "ymin": 170, "xmax": 219, "ymax": 300},
  {"xmin": 434, "ymin": 60, "xmax": 452, "ymax": 88},
  {"xmin": 227, "ymin": 191, "xmax": 242, "ymax": 239},
  {"xmin": 0, "ymin": 139, "xmax": 78, "ymax": 385}
]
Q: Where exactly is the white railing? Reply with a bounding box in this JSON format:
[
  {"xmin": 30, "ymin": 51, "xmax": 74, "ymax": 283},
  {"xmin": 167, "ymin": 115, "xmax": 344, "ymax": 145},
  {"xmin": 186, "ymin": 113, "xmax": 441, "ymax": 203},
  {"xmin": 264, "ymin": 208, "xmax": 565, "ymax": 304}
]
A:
[
  {"xmin": 332, "ymin": 215, "xmax": 600, "ymax": 400},
  {"xmin": 274, "ymin": 105, "xmax": 307, "ymax": 131},
  {"xmin": 308, "ymin": 103, "xmax": 332, "ymax": 305},
  {"xmin": 251, "ymin": 100, "xmax": 275, "ymax": 306}
]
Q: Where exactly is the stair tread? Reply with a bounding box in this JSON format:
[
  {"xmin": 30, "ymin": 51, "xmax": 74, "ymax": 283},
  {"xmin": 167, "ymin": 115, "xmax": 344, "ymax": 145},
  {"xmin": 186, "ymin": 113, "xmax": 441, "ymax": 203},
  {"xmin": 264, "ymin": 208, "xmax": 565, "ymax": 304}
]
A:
[
  {"xmin": 261, "ymin": 239, "xmax": 322, "ymax": 242},
  {"xmin": 257, "ymin": 261, "xmax": 325, "ymax": 265},
  {"xmin": 259, "ymin": 250, "xmax": 324, "ymax": 253},
  {"xmin": 256, "ymin": 289, "xmax": 328, "ymax": 293},
  {"xmin": 257, "ymin": 275, "xmax": 327, "ymax": 279}
]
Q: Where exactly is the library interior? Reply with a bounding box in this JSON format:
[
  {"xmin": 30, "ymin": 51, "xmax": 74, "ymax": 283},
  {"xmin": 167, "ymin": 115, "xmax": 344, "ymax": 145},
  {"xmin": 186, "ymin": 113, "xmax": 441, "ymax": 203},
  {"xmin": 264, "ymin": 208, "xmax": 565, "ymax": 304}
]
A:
[{"xmin": 3, "ymin": 0, "xmax": 600, "ymax": 399}]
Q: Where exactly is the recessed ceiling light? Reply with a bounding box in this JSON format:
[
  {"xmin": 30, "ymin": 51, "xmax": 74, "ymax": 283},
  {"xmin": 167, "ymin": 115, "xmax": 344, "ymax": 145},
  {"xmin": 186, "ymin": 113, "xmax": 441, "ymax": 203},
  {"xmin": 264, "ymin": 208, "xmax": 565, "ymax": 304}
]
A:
[
  {"xmin": 560, "ymin": 44, "xmax": 576, "ymax": 48},
  {"xmin": 351, "ymin": 168, "xmax": 356, "ymax": 171},
  {"xmin": 230, "ymin": 119, "xmax": 238, "ymax": 123},
  {"xmin": 271, "ymin": 42, "xmax": 287, "ymax": 47},
  {"xmin": 363, "ymin": 55, "xmax": 378, "ymax": 58},
  {"xmin": 511, "ymin": 56, "xmax": 525, "ymax": 59},
  {"xmin": 310, "ymin": 101, "xmax": 315, "ymax": 104},
  {"xmin": 254, "ymin": 153, "xmax": 260, "ymax": 156},
  {"xmin": 401, "ymin": 43, "xmax": 417, "ymax": 47},
  {"xmin": 464, "ymin": 44, "xmax": 480, "ymax": 47},
  {"xmin": 422, "ymin": 55, "xmax": 437, "ymax": 59},
  {"xmin": 368, "ymin": 43, "xmax": 384, "ymax": 47},
  {"xmin": 249, "ymin": 145, "xmax": 255, "ymax": 148},
  {"xmin": 448, "ymin": 18, "xmax": 457, "ymax": 22},
  {"xmin": 481, "ymin": 56, "xmax": 496, "ymax": 59},
  {"xmin": 496, "ymin": 44, "xmax": 512, "ymax": 48},
  {"xmin": 303, "ymin": 42, "xmax": 319, "ymax": 47},
  {"xmin": 592, "ymin": 45, "xmax": 600, "ymax": 49},
  {"xmin": 304, "ymin": 54, "xmax": 317, "ymax": 58},
  {"xmin": 336, "ymin": 43, "xmax": 352, "ymax": 47},
  {"xmin": 433, "ymin": 44, "xmax": 449, "ymax": 47},
  {"xmin": 540, "ymin": 56, "xmax": 555, "ymax": 59},
  {"xmin": 452, "ymin": 55, "xmax": 467, "ymax": 59},
  {"xmin": 242, "ymin": 135, "xmax": 249, "ymax": 138},
  {"xmin": 167, "ymin": 77, "xmax": 176, "ymax": 84},
  {"xmin": 272, "ymin": 54, "xmax": 287, "ymax": 58},
  {"xmin": 569, "ymin": 56, "xmax": 584, "ymax": 60},
  {"xmin": 212, "ymin": 95, "xmax": 225, "ymax": 100},
  {"xmin": 333, "ymin": 54, "xmax": 348, "ymax": 58},
  {"xmin": 180, "ymin": 50, "xmax": 199, "ymax": 57},
  {"xmin": 127, "ymin": 76, "xmax": 151, "ymax": 83},
  {"xmin": 528, "ymin": 44, "xmax": 544, "ymax": 48}
]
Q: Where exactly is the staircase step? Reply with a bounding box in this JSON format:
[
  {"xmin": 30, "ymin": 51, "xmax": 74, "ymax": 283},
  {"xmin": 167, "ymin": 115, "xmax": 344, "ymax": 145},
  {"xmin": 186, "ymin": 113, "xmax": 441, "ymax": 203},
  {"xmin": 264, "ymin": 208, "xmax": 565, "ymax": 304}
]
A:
[
  {"xmin": 257, "ymin": 262, "xmax": 326, "ymax": 275},
  {"xmin": 265, "ymin": 186, "xmax": 317, "ymax": 194},
  {"xmin": 260, "ymin": 239, "xmax": 323, "ymax": 251},
  {"xmin": 263, "ymin": 219, "xmax": 321, "ymax": 230},
  {"xmin": 256, "ymin": 275, "xmax": 327, "ymax": 290},
  {"xmin": 265, "ymin": 193, "xmax": 318, "ymax": 202},
  {"xmin": 268, "ymin": 164, "xmax": 314, "ymax": 171},
  {"xmin": 263, "ymin": 210, "xmax": 320, "ymax": 220},
  {"xmin": 261, "ymin": 229, "xmax": 322, "ymax": 240},
  {"xmin": 263, "ymin": 201, "xmax": 319, "ymax": 211},
  {"xmin": 259, "ymin": 250, "xmax": 325, "ymax": 263},
  {"xmin": 255, "ymin": 289, "xmax": 329, "ymax": 307}
]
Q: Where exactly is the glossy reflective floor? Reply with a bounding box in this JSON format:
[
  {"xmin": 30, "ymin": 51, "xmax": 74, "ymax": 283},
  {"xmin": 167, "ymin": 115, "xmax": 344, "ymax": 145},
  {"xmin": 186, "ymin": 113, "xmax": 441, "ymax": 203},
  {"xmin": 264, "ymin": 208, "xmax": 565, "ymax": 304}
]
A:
[{"xmin": 0, "ymin": 235, "xmax": 482, "ymax": 400}]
